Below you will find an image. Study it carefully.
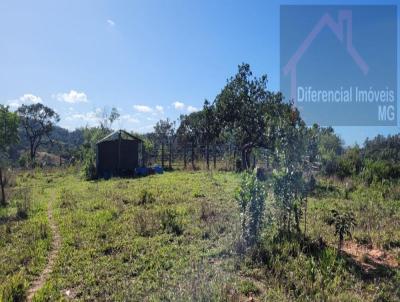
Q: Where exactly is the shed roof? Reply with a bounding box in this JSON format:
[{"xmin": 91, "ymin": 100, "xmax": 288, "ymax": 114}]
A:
[{"xmin": 97, "ymin": 130, "xmax": 143, "ymax": 144}]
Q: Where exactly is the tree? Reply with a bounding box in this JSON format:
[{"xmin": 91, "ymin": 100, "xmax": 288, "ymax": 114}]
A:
[
  {"xmin": 0, "ymin": 105, "xmax": 19, "ymax": 206},
  {"xmin": 215, "ymin": 63, "xmax": 278, "ymax": 170},
  {"xmin": 176, "ymin": 115, "xmax": 190, "ymax": 169},
  {"xmin": 196, "ymin": 100, "xmax": 220, "ymax": 170},
  {"xmin": 99, "ymin": 107, "xmax": 120, "ymax": 132},
  {"xmin": 17, "ymin": 103, "xmax": 60, "ymax": 164},
  {"xmin": 154, "ymin": 119, "xmax": 175, "ymax": 169},
  {"xmin": 315, "ymin": 126, "xmax": 344, "ymax": 176},
  {"xmin": 271, "ymin": 104, "xmax": 319, "ymax": 236},
  {"xmin": 177, "ymin": 113, "xmax": 201, "ymax": 170},
  {"xmin": 326, "ymin": 209, "xmax": 356, "ymax": 253}
]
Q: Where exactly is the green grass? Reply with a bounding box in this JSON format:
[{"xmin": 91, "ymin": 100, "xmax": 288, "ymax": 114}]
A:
[
  {"xmin": 35, "ymin": 170, "xmax": 240, "ymax": 300},
  {"xmin": 0, "ymin": 170, "xmax": 53, "ymax": 301},
  {"xmin": 1, "ymin": 169, "xmax": 399, "ymax": 301}
]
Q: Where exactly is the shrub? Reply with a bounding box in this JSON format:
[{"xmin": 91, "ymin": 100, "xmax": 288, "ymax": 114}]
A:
[
  {"xmin": 361, "ymin": 159, "xmax": 400, "ymax": 185},
  {"xmin": 238, "ymin": 280, "xmax": 259, "ymax": 296},
  {"xmin": 160, "ymin": 208, "xmax": 183, "ymax": 236},
  {"xmin": 81, "ymin": 149, "xmax": 96, "ymax": 180},
  {"xmin": 134, "ymin": 210, "xmax": 159, "ymax": 237},
  {"xmin": 273, "ymin": 171, "xmax": 306, "ymax": 234},
  {"xmin": 0, "ymin": 273, "xmax": 27, "ymax": 302},
  {"xmin": 326, "ymin": 209, "xmax": 356, "ymax": 252},
  {"xmin": 235, "ymin": 172, "xmax": 266, "ymax": 249},
  {"xmin": 82, "ymin": 159, "xmax": 96, "ymax": 181},
  {"xmin": 59, "ymin": 187, "xmax": 76, "ymax": 209},
  {"xmin": 199, "ymin": 201, "xmax": 215, "ymax": 222},
  {"xmin": 137, "ymin": 189, "xmax": 155, "ymax": 205}
]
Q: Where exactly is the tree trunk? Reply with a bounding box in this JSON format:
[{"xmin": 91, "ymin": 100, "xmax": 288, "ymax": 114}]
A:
[
  {"xmin": 161, "ymin": 142, "xmax": 165, "ymax": 168},
  {"xmin": 304, "ymin": 198, "xmax": 308, "ymax": 240},
  {"xmin": 338, "ymin": 234, "xmax": 343, "ymax": 253},
  {"xmin": 183, "ymin": 144, "xmax": 187, "ymax": 169},
  {"xmin": 0, "ymin": 167, "xmax": 5, "ymax": 206},
  {"xmin": 30, "ymin": 143, "xmax": 35, "ymax": 167},
  {"xmin": 168, "ymin": 141, "xmax": 172, "ymax": 169},
  {"xmin": 213, "ymin": 144, "xmax": 217, "ymax": 169},
  {"xmin": 191, "ymin": 141, "xmax": 195, "ymax": 170},
  {"xmin": 294, "ymin": 207, "xmax": 301, "ymax": 234},
  {"xmin": 246, "ymin": 149, "xmax": 251, "ymax": 170},
  {"xmin": 241, "ymin": 149, "xmax": 247, "ymax": 171},
  {"xmin": 206, "ymin": 143, "xmax": 210, "ymax": 170}
]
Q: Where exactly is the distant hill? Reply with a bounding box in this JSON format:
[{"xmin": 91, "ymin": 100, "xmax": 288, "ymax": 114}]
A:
[{"xmin": 9, "ymin": 125, "xmax": 84, "ymax": 165}]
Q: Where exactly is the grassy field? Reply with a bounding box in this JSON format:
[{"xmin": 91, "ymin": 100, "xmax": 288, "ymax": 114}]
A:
[{"xmin": 0, "ymin": 169, "xmax": 399, "ymax": 301}]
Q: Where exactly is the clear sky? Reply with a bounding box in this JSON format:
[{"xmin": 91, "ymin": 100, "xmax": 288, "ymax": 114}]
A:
[{"xmin": 0, "ymin": 0, "xmax": 398, "ymax": 145}]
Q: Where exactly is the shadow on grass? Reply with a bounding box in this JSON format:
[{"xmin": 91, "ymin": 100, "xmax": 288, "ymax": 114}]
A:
[
  {"xmin": 0, "ymin": 215, "xmax": 25, "ymax": 226},
  {"xmin": 340, "ymin": 251, "xmax": 397, "ymax": 281},
  {"xmin": 257, "ymin": 230, "xmax": 397, "ymax": 282}
]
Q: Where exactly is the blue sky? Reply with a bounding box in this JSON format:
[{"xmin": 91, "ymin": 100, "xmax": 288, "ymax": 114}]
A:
[{"xmin": 0, "ymin": 0, "xmax": 398, "ymax": 145}]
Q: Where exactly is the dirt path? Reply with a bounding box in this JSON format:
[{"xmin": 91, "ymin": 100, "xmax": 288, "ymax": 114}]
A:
[{"xmin": 26, "ymin": 199, "xmax": 60, "ymax": 301}]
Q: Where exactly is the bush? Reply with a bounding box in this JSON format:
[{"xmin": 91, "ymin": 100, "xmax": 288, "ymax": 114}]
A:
[
  {"xmin": 160, "ymin": 208, "xmax": 183, "ymax": 236},
  {"xmin": 138, "ymin": 189, "xmax": 155, "ymax": 205},
  {"xmin": 81, "ymin": 149, "xmax": 96, "ymax": 181},
  {"xmin": 134, "ymin": 210, "xmax": 159, "ymax": 237},
  {"xmin": 235, "ymin": 172, "xmax": 266, "ymax": 249},
  {"xmin": 238, "ymin": 280, "xmax": 259, "ymax": 296},
  {"xmin": 360, "ymin": 160, "xmax": 399, "ymax": 185},
  {"xmin": 0, "ymin": 273, "xmax": 27, "ymax": 302},
  {"xmin": 59, "ymin": 187, "xmax": 76, "ymax": 209},
  {"xmin": 82, "ymin": 159, "xmax": 96, "ymax": 181}
]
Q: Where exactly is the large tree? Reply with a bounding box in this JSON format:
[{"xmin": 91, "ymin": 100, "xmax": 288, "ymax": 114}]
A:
[
  {"xmin": 17, "ymin": 103, "xmax": 60, "ymax": 163},
  {"xmin": 0, "ymin": 105, "xmax": 19, "ymax": 206},
  {"xmin": 215, "ymin": 63, "xmax": 274, "ymax": 170}
]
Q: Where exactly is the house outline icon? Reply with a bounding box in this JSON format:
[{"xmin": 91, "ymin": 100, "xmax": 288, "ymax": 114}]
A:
[{"xmin": 283, "ymin": 10, "xmax": 369, "ymax": 103}]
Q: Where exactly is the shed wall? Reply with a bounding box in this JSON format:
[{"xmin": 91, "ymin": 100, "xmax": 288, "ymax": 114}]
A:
[{"xmin": 97, "ymin": 139, "xmax": 139, "ymax": 176}]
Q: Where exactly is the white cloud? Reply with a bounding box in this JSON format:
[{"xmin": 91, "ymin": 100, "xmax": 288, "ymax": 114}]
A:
[
  {"xmin": 187, "ymin": 105, "xmax": 199, "ymax": 113},
  {"xmin": 55, "ymin": 90, "xmax": 88, "ymax": 104},
  {"xmin": 120, "ymin": 114, "xmax": 139, "ymax": 124},
  {"xmin": 20, "ymin": 94, "xmax": 42, "ymax": 103},
  {"xmin": 173, "ymin": 101, "xmax": 185, "ymax": 110},
  {"xmin": 133, "ymin": 105, "xmax": 153, "ymax": 113},
  {"xmin": 65, "ymin": 108, "xmax": 101, "ymax": 123},
  {"xmin": 107, "ymin": 19, "xmax": 115, "ymax": 27},
  {"xmin": 8, "ymin": 93, "xmax": 42, "ymax": 108},
  {"xmin": 155, "ymin": 105, "xmax": 164, "ymax": 113}
]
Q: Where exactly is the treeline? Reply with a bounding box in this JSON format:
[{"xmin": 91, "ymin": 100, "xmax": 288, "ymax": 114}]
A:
[
  {"xmin": 325, "ymin": 134, "xmax": 400, "ymax": 184},
  {"xmin": 2, "ymin": 63, "xmax": 400, "ymax": 186},
  {"xmin": 142, "ymin": 63, "xmax": 318, "ymax": 172}
]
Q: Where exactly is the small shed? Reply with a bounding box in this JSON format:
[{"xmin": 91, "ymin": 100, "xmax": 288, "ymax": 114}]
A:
[{"xmin": 96, "ymin": 130, "xmax": 144, "ymax": 177}]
